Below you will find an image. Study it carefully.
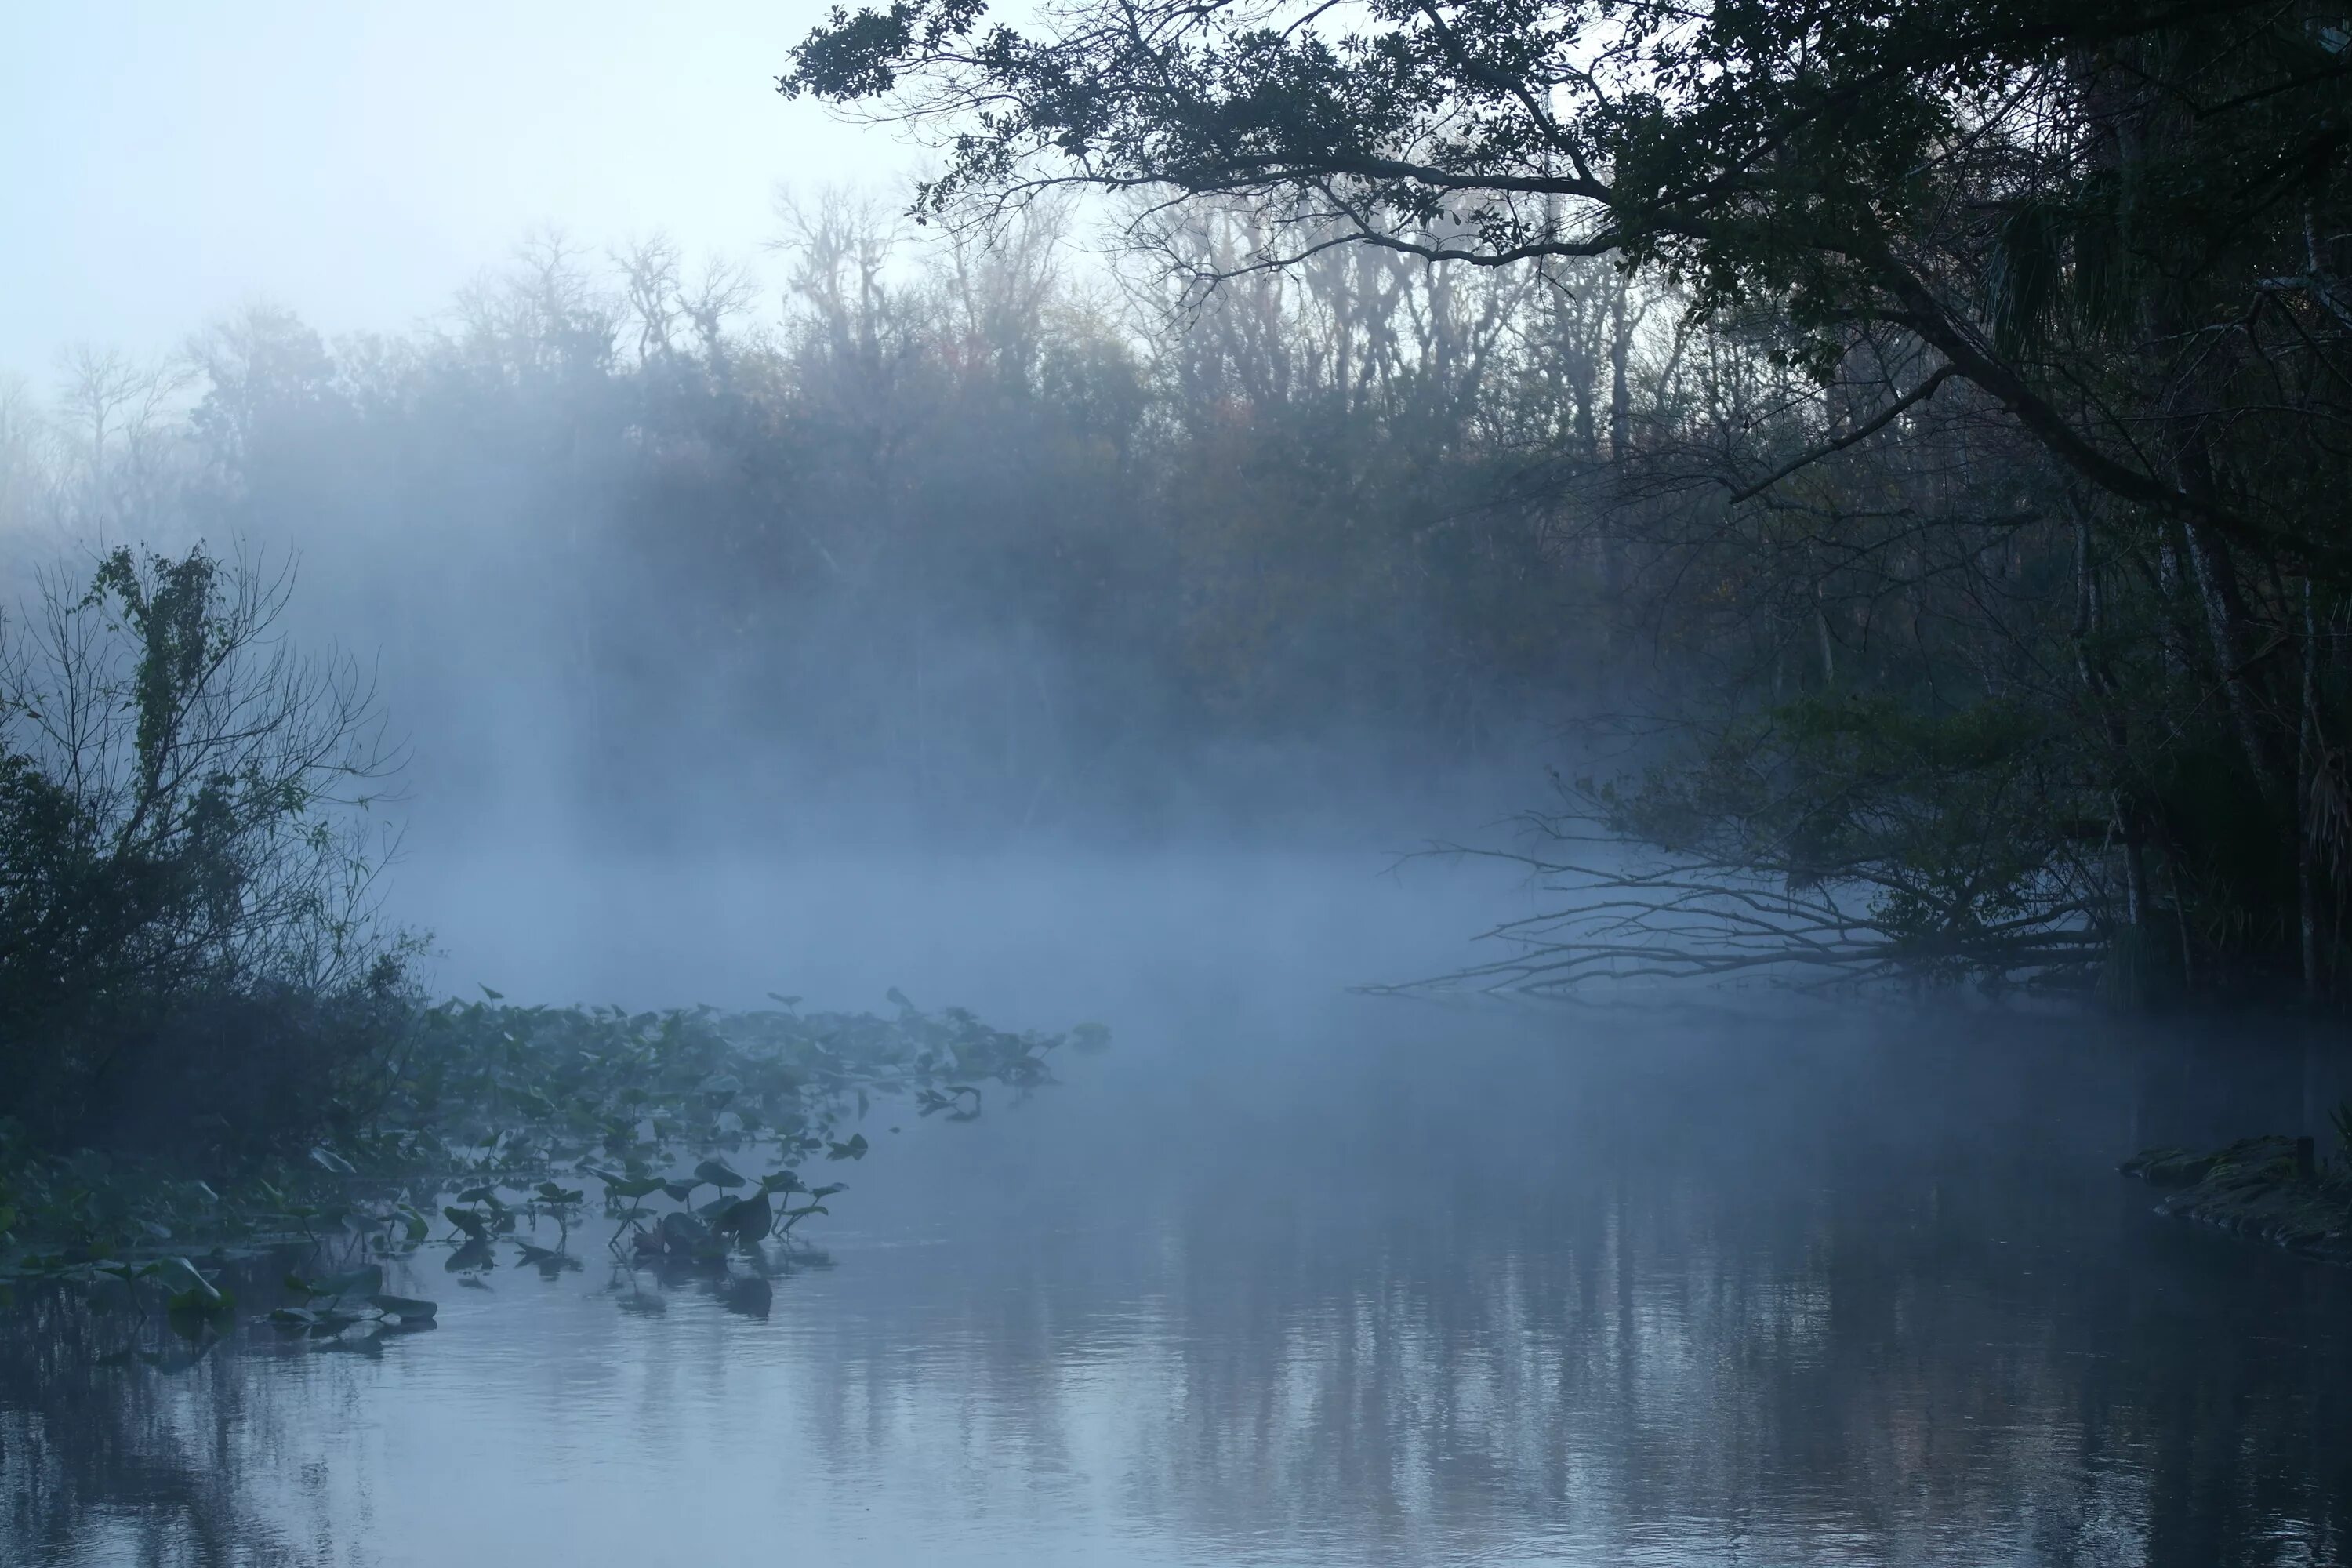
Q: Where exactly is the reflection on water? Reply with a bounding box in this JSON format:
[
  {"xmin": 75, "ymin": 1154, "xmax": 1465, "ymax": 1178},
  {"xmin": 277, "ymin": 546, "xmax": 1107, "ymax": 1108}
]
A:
[{"xmin": 7, "ymin": 995, "xmax": 2352, "ymax": 1567}]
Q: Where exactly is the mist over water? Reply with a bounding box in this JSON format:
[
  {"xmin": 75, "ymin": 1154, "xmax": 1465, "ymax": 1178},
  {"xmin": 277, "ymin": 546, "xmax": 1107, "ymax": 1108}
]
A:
[
  {"xmin": 9, "ymin": 9, "xmax": 2352, "ymax": 1566},
  {"xmin": 340, "ymin": 840, "xmax": 2352, "ymax": 1568},
  {"xmin": 9, "ymin": 281, "xmax": 2352, "ymax": 1568},
  {"xmin": 10, "ymin": 918, "xmax": 2352, "ymax": 1566},
  {"xmin": 390, "ymin": 844, "xmax": 1519, "ymax": 1017},
  {"xmin": 13, "ymin": 714, "xmax": 2352, "ymax": 1568}
]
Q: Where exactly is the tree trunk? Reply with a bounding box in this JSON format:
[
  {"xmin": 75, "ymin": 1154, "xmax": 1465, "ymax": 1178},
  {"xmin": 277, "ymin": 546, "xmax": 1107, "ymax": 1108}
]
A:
[
  {"xmin": 2180, "ymin": 517, "xmax": 2289, "ymax": 811},
  {"xmin": 2074, "ymin": 518, "xmax": 2151, "ymax": 990}
]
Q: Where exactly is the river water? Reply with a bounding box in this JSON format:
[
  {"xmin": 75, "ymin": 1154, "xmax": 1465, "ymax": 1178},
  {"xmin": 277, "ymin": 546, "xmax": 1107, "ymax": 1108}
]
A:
[{"xmin": 5, "ymin": 852, "xmax": 2351, "ymax": 1566}]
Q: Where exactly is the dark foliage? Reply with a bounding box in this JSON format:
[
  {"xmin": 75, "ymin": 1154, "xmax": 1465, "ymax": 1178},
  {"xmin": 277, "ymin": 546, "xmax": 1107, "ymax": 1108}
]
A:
[
  {"xmin": 793, "ymin": 0, "xmax": 2352, "ymax": 1000},
  {"xmin": 0, "ymin": 546, "xmax": 409, "ymax": 1160}
]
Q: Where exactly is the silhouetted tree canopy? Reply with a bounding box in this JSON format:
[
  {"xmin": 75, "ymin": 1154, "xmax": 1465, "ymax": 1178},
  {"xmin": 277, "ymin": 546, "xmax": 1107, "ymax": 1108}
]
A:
[
  {"xmin": 789, "ymin": 0, "xmax": 2352, "ymax": 559},
  {"xmin": 791, "ymin": 0, "xmax": 2352, "ymax": 1000}
]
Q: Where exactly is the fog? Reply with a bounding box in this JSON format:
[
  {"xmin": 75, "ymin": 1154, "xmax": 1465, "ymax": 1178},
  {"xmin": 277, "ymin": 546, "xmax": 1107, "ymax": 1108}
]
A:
[
  {"xmin": 7, "ymin": 6, "xmax": 2352, "ymax": 1565},
  {"xmin": 0, "ymin": 10, "xmax": 1653, "ymax": 1012},
  {"xmin": 4, "ymin": 142, "xmax": 1604, "ymax": 1011}
]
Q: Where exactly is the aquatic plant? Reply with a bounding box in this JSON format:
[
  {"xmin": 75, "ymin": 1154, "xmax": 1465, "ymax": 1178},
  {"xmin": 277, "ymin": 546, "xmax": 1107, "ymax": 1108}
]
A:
[
  {"xmin": 0, "ymin": 988, "xmax": 1106, "ymax": 1347},
  {"xmin": 270, "ymin": 1261, "xmax": 436, "ymax": 1336},
  {"xmin": 2124, "ymin": 1128, "xmax": 2352, "ymax": 1262}
]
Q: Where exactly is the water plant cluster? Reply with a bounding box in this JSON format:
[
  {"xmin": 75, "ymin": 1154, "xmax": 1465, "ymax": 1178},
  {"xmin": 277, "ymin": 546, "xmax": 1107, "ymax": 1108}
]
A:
[
  {"xmin": 0, "ymin": 517, "xmax": 1108, "ymax": 1363},
  {"xmin": 2123, "ymin": 1109, "xmax": 2352, "ymax": 1262},
  {"xmin": 0, "ymin": 989, "xmax": 1106, "ymax": 1350}
]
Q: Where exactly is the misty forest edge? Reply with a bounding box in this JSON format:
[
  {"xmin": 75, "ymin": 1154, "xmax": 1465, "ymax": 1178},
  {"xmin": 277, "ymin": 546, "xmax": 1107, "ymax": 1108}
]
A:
[
  {"xmin": 7, "ymin": 0, "xmax": 2352, "ymax": 1261},
  {"xmin": 0, "ymin": 546, "xmax": 1105, "ymax": 1290},
  {"xmin": 785, "ymin": 0, "xmax": 2352, "ymax": 1004}
]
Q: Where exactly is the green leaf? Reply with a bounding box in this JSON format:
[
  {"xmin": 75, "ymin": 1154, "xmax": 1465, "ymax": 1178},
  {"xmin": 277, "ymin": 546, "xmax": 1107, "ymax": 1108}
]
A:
[
  {"xmin": 693, "ymin": 1158, "xmax": 745, "ymax": 1189},
  {"xmin": 826, "ymin": 1133, "xmax": 869, "ymax": 1161},
  {"xmin": 656, "ymin": 1211, "xmax": 711, "ymax": 1249},
  {"xmin": 446, "ymin": 1238, "xmax": 496, "ymax": 1273},
  {"xmin": 168, "ymin": 1284, "xmax": 233, "ymax": 1320},
  {"xmin": 445, "ymin": 1206, "xmax": 490, "ymax": 1240},
  {"xmin": 718, "ymin": 1191, "xmax": 774, "ymax": 1240},
  {"xmin": 369, "ymin": 1294, "xmax": 437, "ymax": 1320},
  {"xmin": 147, "ymin": 1256, "xmax": 218, "ymax": 1303},
  {"xmin": 310, "ymin": 1264, "xmax": 385, "ymax": 1301}
]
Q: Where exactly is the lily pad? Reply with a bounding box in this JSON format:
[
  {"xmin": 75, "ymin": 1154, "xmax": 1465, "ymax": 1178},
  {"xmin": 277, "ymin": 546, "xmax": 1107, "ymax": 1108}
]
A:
[{"xmin": 692, "ymin": 1158, "xmax": 745, "ymax": 1189}]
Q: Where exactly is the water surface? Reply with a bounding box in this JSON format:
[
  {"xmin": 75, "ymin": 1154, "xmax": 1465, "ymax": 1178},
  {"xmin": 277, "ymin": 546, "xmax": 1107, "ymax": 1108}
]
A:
[{"xmin": 6, "ymin": 856, "xmax": 2350, "ymax": 1566}]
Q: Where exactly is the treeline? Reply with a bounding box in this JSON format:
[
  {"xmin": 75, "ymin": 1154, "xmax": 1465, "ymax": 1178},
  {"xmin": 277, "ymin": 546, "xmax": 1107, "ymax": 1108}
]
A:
[
  {"xmin": 786, "ymin": 0, "xmax": 2352, "ymax": 1004},
  {"xmin": 0, "ymin": 203, "xmax": 1667, "ymax": 1157},
  {"xmin": 2, "ymin": 204, "xmax": 1659, "ymax": 845},
  {"xmin": 20, "ymin": 0, "xmax": 2352, "ymax": 1010}
]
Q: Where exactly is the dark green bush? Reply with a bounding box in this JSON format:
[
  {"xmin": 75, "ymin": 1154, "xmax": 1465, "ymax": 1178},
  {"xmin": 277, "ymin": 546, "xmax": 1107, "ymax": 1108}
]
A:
[{"xmin": 0, "ymin": 546, "xmax": 414, "ymax": 1163}]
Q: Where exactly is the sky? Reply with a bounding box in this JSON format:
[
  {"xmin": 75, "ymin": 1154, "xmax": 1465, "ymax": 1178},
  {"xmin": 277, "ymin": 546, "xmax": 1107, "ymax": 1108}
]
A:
[{"xmin": 0, "ymin": 2, "xmax": 915, "ymax": 377}]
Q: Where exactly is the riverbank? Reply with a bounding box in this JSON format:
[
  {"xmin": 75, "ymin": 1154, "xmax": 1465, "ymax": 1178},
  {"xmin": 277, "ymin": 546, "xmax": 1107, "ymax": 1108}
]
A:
[{"xmin": 2122, "ymin": 1133, "xmax": 2352, "ymax": 1262}]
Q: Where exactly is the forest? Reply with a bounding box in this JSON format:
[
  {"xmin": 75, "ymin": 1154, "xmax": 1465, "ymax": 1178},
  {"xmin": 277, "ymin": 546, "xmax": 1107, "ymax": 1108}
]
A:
[
  {"xmin": 4, "ymin": 203, "xmax": 1617, "ymax": 850},
  {"xmin": 8, "ymin": 4, "xmax": 2352, "ymax": 1561},
  {"xmin": 0, "ymin": 0, "xmax": 2346, "ymax": 1189},
  {"xmin": 773, "ymin": 0, "xmax": 2352, "ymax": 1004}
]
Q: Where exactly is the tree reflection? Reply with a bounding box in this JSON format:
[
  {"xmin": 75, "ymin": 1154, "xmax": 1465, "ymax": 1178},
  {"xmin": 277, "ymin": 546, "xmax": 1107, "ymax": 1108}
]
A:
[{"xmin": 6, "ymin": 1017, "xmax": 2350, "ymax": 1566}]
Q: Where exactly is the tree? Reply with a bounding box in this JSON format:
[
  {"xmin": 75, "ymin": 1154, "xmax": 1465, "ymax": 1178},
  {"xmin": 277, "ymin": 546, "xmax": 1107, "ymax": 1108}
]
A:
[
  {"xmin": 789, "ymin": 0, "xmax": 2352, "ymax": 998},
  {"xmin": 0, "ymin": 545, "xmax": 412, "ymax": 1149},
  {"xmin": 789, "ymin": 0, "xmax": 2349, "ymax": 541}
]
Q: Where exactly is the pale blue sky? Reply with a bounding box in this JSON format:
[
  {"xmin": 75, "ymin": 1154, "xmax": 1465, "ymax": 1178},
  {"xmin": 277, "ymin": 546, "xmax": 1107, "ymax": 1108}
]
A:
[{"xmin": 0, "ymin": 2, "xmax": 913, "ymax": 376}]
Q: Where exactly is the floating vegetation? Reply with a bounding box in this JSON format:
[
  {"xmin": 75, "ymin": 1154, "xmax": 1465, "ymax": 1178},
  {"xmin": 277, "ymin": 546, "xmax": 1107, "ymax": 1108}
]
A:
[
  {"xmin": 0, "ymin": 989, "xmax": 1107, "ymax": 1355},
  {"xmin": 271, "ymin": 1261, "xmax": 437, "ymax": 1334},
  {"xmin": 2122, "ymin": 1127, "xmax": 2352, "ymax": 1264}
]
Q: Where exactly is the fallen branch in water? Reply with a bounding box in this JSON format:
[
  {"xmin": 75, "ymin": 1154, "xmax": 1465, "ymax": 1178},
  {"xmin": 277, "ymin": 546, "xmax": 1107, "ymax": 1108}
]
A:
[{"xmin": 1373, "ymin": 836, "xmax": 2106, "ymax": 997}]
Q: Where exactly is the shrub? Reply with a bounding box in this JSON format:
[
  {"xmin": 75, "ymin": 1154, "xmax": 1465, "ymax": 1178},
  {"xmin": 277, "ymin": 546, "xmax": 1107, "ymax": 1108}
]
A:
[{"xmin": 0, "ymin": 544, "xmax": 416, "ymax": 1160}]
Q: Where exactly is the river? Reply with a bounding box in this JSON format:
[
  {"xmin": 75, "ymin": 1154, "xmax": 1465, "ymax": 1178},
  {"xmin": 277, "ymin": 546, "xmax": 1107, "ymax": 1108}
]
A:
[{"xmin": 5, "ymin": 851, "xmax": 2350, "ymax": 1566}]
